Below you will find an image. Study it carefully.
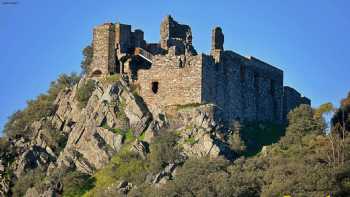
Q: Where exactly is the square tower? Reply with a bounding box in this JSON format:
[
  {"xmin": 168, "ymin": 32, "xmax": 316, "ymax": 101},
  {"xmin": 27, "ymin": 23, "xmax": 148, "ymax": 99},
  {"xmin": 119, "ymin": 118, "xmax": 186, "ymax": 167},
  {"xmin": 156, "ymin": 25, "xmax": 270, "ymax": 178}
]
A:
[{"xmin": 89, "ymin": 23, "xmax": 116, "ymax": 77}]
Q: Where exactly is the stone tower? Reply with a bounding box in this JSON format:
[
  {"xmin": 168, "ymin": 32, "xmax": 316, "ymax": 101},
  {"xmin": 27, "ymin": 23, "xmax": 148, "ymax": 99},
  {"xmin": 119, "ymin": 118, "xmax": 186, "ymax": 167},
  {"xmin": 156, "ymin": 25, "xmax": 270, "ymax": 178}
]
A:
[{"xmin": 89, "ymin": 23, "xmax": 116, "ymax": 77}]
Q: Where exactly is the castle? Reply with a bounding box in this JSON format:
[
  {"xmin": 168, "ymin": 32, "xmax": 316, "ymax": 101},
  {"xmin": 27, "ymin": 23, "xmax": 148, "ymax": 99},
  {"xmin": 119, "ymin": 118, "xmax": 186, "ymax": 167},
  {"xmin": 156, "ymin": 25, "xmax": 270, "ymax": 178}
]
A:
[{"xmin": 88, "ymin": 15, "xmax": 310, "ymax": 124}]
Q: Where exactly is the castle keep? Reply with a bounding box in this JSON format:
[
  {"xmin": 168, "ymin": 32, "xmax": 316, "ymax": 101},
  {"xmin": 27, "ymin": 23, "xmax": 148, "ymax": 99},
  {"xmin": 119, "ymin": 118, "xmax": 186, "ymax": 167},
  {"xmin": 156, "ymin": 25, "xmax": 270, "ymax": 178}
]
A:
[{"xmin": 88, "ymin": 15, "xmax": 310, "ymax": 123}]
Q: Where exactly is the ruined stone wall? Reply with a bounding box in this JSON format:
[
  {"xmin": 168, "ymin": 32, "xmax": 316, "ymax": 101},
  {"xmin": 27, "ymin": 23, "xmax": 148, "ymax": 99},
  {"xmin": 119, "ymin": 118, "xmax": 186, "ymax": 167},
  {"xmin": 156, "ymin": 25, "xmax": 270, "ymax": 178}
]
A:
[
  {"xmin": 137, "ymin": 50, "xmax": 203, "ymax": 112},
  {"xmin": 90, "ymin": 23, "xmax": 116, "ymax": 76},
  {"xmin": 160, "ymin": 15, "xmax": 193, "ymax": 54},
  {"xmin": 88, "ymin": 16, "xmax": 310, "ymax": 125},
  {"xmin": 283, "ymin": 86, "xmax": 311, "ymax": 122},
  {"xmin": 204, "ymin": 51, "xmax": 284, "ymax": 123}
]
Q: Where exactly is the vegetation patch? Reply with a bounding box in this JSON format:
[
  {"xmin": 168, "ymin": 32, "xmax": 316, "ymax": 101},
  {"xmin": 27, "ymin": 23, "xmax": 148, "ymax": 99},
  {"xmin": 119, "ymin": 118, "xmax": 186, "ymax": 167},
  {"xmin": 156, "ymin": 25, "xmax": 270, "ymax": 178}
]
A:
[
  {"xmin": 12, "ymin": 169, "xmax": 46, "ymax": 197},
  {"xmin": 84, "ymin": 147, "xmax": 148, "ymax": 196},
  {"xmin": 101, "ymin": 74, "xmax": 120, "ymax": 85},
  {"xmin": 185, "ymin": 136, "xmax": 198, "ymax": 145},
  {"xmin": 4, "ymin": 73, "xmax": 80, "ymax": 139},
  {"xmin": 240, "ymin": 122, "xmax": 285, "ymax": 156},
  {"xmin": 109, "ymin": 128, "xmax": 135, "ymax": 143},
  {"xmin": 62, "ymin": 171, "xmax": 95, "ymax": 197},
  {"xmin": 76, "ymin": 79, "xmax": 96, "ymax": 109}
]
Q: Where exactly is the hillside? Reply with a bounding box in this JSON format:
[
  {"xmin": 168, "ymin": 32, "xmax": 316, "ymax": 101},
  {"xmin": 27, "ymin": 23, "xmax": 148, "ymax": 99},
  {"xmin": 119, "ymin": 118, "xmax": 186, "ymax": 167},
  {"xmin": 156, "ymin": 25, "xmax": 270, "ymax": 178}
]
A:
[{"xmin": 0, "ymin": 71, "xmax": 349, "ymax": 197}]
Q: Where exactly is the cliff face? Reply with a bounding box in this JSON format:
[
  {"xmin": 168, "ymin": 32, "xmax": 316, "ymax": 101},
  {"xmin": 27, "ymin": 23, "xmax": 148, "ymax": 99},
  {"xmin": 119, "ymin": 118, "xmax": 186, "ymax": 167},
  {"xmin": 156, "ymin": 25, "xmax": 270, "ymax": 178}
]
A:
[{"xmin": 0, "ymin": 76, "xmax": 232, "ymax": 196}]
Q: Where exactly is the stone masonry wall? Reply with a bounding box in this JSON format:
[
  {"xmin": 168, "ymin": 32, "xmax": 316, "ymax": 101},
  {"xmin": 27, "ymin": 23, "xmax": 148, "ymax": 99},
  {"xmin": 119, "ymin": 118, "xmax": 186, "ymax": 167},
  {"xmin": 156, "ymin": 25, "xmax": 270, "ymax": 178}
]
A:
[
  {"xmin": 90, "ymin": 23, "xmax": 116, "ymax": 76},
  {"xmin": 137, "ymin": 49, "xmax": 203, "ymax": 112},
  {"xmin": 202, "ymin": 50, "xmax": 284, "ymax": 124}
]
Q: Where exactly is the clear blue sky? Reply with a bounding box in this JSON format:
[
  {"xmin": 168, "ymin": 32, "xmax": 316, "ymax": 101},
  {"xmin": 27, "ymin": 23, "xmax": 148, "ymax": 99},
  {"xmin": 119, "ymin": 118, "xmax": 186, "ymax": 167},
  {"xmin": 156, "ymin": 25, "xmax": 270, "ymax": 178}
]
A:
[{"xmin": 1, "ymin": 0, "xmax": 349, "ymax": 132}]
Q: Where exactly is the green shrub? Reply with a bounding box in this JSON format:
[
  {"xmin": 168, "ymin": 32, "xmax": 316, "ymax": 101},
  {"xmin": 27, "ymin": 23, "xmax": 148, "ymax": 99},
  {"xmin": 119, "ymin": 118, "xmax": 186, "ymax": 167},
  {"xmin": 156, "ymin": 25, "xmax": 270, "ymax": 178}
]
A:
[
  {"xmin": 12, "ymin": 169, "xmax": 45, "ymax": 197},
  {"xmin": 228, "ymin": 132, "xmax": 246, "ymax": 154},
  {"xmin": 148, "ymin": 131, "xmax": 182, "ymax": 173},
  {"xmin": 76, "ymin": 80, "xmax": 96, "ymax": 109},
  {"xmin": 62, "ymin": 171, "xmax": 95, "ymax": 197},
  {"xmin": 158, "ymin": 157, "xmax": 230, "ymax": 197},
  {"xmin": 240, "ymin": 122, "xmax": 285, "ymax": 156},
  {"xmin": 85, "ymin": 148, "xmax": 148, "ymax": 196},
  {"xmin": 40, "ymin": 123, "xmax": 68, "ymax": 155},
  {"xmin": 110, "ymin": 128, "xmax": 135, "ymax": 143},
  {"xmin": 185, "ymin": 136, "xmax": 198, "ymax": 145},
  {"xmin": 48, "ymin": 73, "xmax": 80, "ymax": 100},
  {"xmin": 81, "ymin": 45, "xmax": 93, "ymax": 74}
]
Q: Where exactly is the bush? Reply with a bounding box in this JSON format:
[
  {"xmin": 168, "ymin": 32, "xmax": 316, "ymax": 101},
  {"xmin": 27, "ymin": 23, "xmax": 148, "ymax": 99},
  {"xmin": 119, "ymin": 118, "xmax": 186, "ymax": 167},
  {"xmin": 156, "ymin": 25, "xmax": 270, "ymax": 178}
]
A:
[
  {"xmin": 158, "ymin": 157, "xmax": 230, "ymax": 197},
  {"xmin": 280, "ymin": 104, "xmax": 324, "ymax": 147},
  {"xmin": 62, "ymin": 171, "xmax": 95, "ymax": 197},
  {"xmin": 85, "ymin": 148, "xmax": 148, "ymax": 196},
  {"xmin": 81, "ymin": 45, "xmax": 93, "ymax": 74},
  {"xmin": 4, "ymin": 94, "xmax": 55, "ymax": 139},
  {"xmin": 0, "ymin": 137, "xmax": 15, "ymax": 164},
  {"xmin": 228, "ymin": 132, "xmax": 246, "ymax": 154},
  {"xmin": 110, "ymin": 128, "xmax": 135, "ymax": 143},
  {"xmin": 40, "ymin": 123, "xmax": 68, "ymax": 155},
  {"xmin": 240, "ymin": 122, "xmax": 285, "ymax": 156},
  {"xmin": 76, "ymin": 80, "xmax": 96, "ymax": 109},
  {"xmin": 12, "ymin": 169, "xmax": 45, "ymax": 197},
  {"xmin": 148, "ymin": 131, "xmax": 182, "ymax": 173}
]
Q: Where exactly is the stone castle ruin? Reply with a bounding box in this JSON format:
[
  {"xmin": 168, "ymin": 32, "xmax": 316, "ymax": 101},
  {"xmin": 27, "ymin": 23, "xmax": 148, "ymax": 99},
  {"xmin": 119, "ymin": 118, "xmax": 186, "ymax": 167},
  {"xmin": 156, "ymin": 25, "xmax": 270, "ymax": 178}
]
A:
[{"xmin": 88, "ymin": 15, "xmax": 310, "ymax": 123}]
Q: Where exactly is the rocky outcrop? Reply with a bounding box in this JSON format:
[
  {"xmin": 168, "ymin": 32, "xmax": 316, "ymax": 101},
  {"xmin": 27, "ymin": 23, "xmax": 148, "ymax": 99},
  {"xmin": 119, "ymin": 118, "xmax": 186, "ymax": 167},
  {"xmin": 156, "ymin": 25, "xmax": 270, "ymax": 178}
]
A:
[
  {"xmin": 165, "ymin": 104, "xmax": 230, "ymax": 159},
  {"xmin": 0, "ymin": 175, "xmax": 10, "ymax": 197},
  {"xmin": 13, "ymin": 145, "xmax": 55, "ymax": 177},
  {"xmin": 0, "ymin": 76, "xmax": 237, "ymax": 196},
  {"xmin": 52, "ymin": 79, "xmax": 153, "ymax": 174}
]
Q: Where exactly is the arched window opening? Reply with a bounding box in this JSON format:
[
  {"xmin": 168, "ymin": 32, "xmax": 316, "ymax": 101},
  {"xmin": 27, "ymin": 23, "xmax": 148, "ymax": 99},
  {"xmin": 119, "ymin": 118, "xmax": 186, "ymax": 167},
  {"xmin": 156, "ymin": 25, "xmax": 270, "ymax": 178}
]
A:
[
  {"xmin": 91, "ymin": 69, "xmax": 102, "ymax": 77},
  {"xmin": 152, "ymin": 81, "xmax": 159, "ymax": 94}
]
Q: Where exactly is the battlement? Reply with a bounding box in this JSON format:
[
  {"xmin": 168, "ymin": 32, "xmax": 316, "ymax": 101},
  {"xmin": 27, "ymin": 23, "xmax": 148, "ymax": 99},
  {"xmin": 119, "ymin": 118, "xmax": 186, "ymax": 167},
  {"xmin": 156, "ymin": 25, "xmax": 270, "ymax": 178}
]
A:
[{"xmin": 87, "ymin": 15, "xmax": 310, "ymax": 124}]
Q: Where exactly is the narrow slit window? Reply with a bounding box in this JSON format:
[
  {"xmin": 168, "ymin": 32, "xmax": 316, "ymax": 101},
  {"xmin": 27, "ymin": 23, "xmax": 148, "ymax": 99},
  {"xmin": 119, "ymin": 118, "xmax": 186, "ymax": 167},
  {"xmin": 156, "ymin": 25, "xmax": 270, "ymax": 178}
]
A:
[
  {"xmin": 152, "ymin": 82, "xmax": 159, "ymax": 94},
  {"xmin": 240, "ymin": 65, "xmax": 245, "ymax": 81}
]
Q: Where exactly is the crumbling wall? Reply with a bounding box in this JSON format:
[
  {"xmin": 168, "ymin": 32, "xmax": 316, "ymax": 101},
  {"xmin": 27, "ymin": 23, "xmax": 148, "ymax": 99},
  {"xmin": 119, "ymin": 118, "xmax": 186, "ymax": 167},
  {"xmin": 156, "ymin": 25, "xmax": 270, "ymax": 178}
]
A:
[{"xmin": 160, "ymin": 15, "xmax": 196, "ymax": 55}]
